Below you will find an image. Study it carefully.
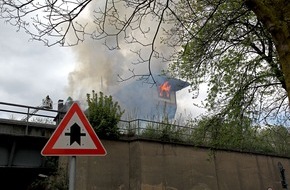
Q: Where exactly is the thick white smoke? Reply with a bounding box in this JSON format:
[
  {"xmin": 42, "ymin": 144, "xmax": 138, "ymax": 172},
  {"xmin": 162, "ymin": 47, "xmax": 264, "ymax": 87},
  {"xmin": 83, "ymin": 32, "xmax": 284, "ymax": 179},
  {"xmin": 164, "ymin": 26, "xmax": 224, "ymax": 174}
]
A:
[
  {"xmin": 65, "ymin": 1, "xmax": 192, "ymax": 120},
  {"xmin": 67, "ymin": 39, "xmax": 126, "ymax": 98}
]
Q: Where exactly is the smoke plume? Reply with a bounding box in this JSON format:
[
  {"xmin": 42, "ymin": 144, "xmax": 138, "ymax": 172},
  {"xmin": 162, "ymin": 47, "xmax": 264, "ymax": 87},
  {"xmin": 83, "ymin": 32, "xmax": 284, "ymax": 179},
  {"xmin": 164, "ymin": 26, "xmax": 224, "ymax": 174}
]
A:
[{"xmin": 66, "ymin": 1, "xmax": 186, "ymax": 120}]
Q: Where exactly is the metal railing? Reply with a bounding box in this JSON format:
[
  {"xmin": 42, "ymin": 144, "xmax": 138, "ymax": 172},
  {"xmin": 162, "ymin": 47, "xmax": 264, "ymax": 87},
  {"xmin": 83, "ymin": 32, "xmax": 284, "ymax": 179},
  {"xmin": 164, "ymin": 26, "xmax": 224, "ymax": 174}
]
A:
[
  {"xmin": 0, "ymin": 101, "xmax": 61, "ymax": 124},
  {"xmin": 117, "ymin": 119, "xmax": 290, "ymax": 157},
  {"xmin": 118, "ymin": 118, "xmax": 194, "ymax": 139}
]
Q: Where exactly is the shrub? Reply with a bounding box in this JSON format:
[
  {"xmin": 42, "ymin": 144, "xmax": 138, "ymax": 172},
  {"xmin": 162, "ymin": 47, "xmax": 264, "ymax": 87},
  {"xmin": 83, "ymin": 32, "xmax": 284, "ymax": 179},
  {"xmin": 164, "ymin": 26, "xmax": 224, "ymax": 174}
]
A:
[{"xmin": 86, "ymin": 91, "xmax": 124, "ymax": 139}]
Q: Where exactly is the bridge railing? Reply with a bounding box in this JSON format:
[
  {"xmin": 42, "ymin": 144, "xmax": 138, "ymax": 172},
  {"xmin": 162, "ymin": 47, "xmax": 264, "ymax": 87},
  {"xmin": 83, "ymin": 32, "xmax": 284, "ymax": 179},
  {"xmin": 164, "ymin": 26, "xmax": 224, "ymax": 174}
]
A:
[{"xmin": 0, "ymin": 101, "xmax": 61, "ymax": 125}]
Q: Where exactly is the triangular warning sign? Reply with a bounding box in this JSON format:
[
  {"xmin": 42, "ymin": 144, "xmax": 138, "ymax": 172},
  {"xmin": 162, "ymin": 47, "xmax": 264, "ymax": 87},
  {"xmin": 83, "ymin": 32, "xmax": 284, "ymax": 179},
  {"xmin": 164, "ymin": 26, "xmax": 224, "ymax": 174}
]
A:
[{"xmin": 41, "ymin": 102, "xmax": 107, "ymax": 156}]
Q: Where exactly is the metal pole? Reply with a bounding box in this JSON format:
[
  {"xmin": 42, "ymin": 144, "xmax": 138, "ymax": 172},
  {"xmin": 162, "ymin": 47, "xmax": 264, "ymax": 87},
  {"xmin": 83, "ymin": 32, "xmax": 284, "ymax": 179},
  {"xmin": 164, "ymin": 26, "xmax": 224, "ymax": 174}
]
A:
[
  {"xmin": 69, "ymin": 156, "xmax": 76, "ymax": 190},
  {"xmin": 138, "ymin": 119, "xmax": 140, "ymax": 136}
]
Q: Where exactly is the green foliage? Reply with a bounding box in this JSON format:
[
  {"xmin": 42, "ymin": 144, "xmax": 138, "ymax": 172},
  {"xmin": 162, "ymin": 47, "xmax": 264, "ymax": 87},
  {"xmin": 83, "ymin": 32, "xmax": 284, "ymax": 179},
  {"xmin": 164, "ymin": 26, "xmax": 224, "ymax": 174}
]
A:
[
  {"xmin": 188, "ymin": 115, "xmax": 290, "ymax": 156},
  {"xmin": 86, "ymin": 90, "xmax": 124, "ymax": 139},
  {"xmin": 257, "ymin": 125, "xmax": 290, "ymax": 155},
  {"xmin": 169, "ymin": 0, "xmax": 289, "ymax": 126},
  {"xmin": 189, "ymin": 115, "xmax": 250, "ymax": 149},
  {"xmin": 28, "ymin": 165, "xmax": 68, "ymax": 190},
  {"xmin": 28, "ymin": 157, "xmax": 67, "ymax": 190},
  {"xmin": 141, "ymin": 117, "xmax": 186, "ymax": 143}
]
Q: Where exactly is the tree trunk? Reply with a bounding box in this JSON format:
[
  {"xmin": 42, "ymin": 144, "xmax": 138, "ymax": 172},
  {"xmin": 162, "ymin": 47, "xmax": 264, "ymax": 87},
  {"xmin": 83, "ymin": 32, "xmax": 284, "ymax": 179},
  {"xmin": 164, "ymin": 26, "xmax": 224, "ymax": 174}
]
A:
[{"xmin": 245, "ymin": 0, "xmax": 290, "ymax": 103}]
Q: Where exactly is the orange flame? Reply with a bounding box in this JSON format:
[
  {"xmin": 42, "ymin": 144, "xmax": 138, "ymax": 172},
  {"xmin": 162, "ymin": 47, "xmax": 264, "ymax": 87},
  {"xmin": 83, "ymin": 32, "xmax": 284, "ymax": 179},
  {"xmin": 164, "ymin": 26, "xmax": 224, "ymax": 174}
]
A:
[{"xmin": 159, "ymin": 81, "xmax": 171, "ymax": 98}]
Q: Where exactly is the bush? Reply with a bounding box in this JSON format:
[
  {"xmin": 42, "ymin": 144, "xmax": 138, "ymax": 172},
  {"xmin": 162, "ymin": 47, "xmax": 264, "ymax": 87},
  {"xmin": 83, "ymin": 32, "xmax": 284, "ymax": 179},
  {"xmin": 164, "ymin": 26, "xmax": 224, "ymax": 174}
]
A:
[
  {"xmin": 86, "ymin": 91, "xmax": 124, "ymax": 139},
  {"xmin": 141, "ymin": 118, "xmax": 184, "ymax": 142}
]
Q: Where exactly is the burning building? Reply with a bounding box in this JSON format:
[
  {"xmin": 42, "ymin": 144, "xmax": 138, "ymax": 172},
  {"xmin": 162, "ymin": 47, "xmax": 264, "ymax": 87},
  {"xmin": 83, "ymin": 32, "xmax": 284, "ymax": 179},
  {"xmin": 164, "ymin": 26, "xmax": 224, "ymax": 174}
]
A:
[
  {"xmin": 154, "ymin": 75, "xmax": 190, "ymax": 119},
  {"xmin": 113, "ymin": 75, "xmax": 189, "ymax": 120}
]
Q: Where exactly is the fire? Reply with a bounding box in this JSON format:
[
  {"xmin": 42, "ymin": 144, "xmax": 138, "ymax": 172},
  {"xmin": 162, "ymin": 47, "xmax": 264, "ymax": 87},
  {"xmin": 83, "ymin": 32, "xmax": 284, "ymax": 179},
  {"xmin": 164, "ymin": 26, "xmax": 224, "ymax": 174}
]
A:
[{"xmin": 159, "ymin": 81, "xmax": 171, "ymax": 98}]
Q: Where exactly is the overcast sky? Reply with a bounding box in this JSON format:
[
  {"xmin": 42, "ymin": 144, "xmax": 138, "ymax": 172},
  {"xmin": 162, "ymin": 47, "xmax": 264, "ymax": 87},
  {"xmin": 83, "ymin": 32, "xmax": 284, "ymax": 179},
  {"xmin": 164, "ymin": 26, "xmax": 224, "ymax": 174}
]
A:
[
  {"xmin": 0, "ymin": 22, "xmax": 74, "ymax": 106},
  {"xmin": 0, "ymin": 20, "xmax": 206, "ymax": 122}
]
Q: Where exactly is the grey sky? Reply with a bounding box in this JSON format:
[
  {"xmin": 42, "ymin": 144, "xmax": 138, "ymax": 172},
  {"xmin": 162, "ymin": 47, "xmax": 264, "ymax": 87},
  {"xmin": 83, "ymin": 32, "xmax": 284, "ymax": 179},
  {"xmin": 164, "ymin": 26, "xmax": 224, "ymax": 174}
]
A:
[{"xmin": 0, "ymin": 21, "xmax": 74, "ymax": 108}]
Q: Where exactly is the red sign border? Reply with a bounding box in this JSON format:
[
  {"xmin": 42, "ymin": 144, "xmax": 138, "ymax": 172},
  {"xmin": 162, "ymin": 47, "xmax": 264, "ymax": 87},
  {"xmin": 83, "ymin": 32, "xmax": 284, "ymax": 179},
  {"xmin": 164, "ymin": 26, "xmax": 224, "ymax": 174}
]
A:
[{"xmin": 41, "ymin": 102, "xmax": 107, "ymax": 156}]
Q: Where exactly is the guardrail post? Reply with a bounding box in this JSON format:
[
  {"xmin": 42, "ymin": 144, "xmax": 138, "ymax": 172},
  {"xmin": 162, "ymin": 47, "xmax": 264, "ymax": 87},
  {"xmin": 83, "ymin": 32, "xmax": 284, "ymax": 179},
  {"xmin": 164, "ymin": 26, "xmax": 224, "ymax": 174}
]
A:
[
  {"xmin": 25, "ymin": 107, "xmax": 30, "ymax": 135},
  {"xmin": 137, "ymin": 119, "xmax": 140, "ymax": 136}
]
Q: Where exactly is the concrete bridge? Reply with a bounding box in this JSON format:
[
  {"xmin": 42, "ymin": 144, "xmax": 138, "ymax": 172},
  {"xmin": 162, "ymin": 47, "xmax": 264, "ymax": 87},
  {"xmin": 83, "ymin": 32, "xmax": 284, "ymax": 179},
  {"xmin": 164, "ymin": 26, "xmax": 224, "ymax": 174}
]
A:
[{"xmin": 0, "ymin": 101, "xmax": 64, "ymax": 189}]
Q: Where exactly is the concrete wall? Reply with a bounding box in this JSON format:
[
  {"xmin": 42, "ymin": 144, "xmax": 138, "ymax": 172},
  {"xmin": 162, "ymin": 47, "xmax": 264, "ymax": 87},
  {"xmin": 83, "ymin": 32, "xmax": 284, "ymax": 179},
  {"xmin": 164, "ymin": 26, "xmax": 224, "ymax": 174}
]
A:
[
  {"xmin": 67, "ymin": 139, "xmax": 290, "ymax": 190},
  {"xmin": 0, "ymin": 118, "xmax": 55, "ymax": 137}
]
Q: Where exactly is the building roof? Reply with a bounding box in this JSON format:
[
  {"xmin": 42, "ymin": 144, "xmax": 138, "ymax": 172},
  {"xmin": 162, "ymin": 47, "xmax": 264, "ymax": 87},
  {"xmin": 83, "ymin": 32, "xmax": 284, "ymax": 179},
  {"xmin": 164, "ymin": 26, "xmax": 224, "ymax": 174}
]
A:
[{"xmin": 153, "ymin": 74, "xmax": 190, "ymax": 91}]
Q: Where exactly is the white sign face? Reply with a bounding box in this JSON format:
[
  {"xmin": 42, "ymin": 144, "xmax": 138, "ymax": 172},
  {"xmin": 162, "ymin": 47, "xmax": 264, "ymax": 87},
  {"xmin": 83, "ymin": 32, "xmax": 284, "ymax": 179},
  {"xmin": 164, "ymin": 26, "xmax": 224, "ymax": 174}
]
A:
[
  {"xmin": 53, "ymin": 113, "xmax": 97, "ymax": 149},
  {"xmin": 41, "ymin": 103, "xmax": 106, "ymax": 156}
]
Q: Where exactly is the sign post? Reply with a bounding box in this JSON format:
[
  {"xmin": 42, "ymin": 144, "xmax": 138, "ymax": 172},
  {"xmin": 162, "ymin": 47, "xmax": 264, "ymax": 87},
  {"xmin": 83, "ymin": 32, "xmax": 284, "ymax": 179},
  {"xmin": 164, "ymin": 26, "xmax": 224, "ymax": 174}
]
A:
[
  {"xmin": 69, "ymin": 156, "xmax": 76, "ymax": 190},
  {"xmin": 41, "ymin": 102, "xmax": 107, "ymax": 190}
]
